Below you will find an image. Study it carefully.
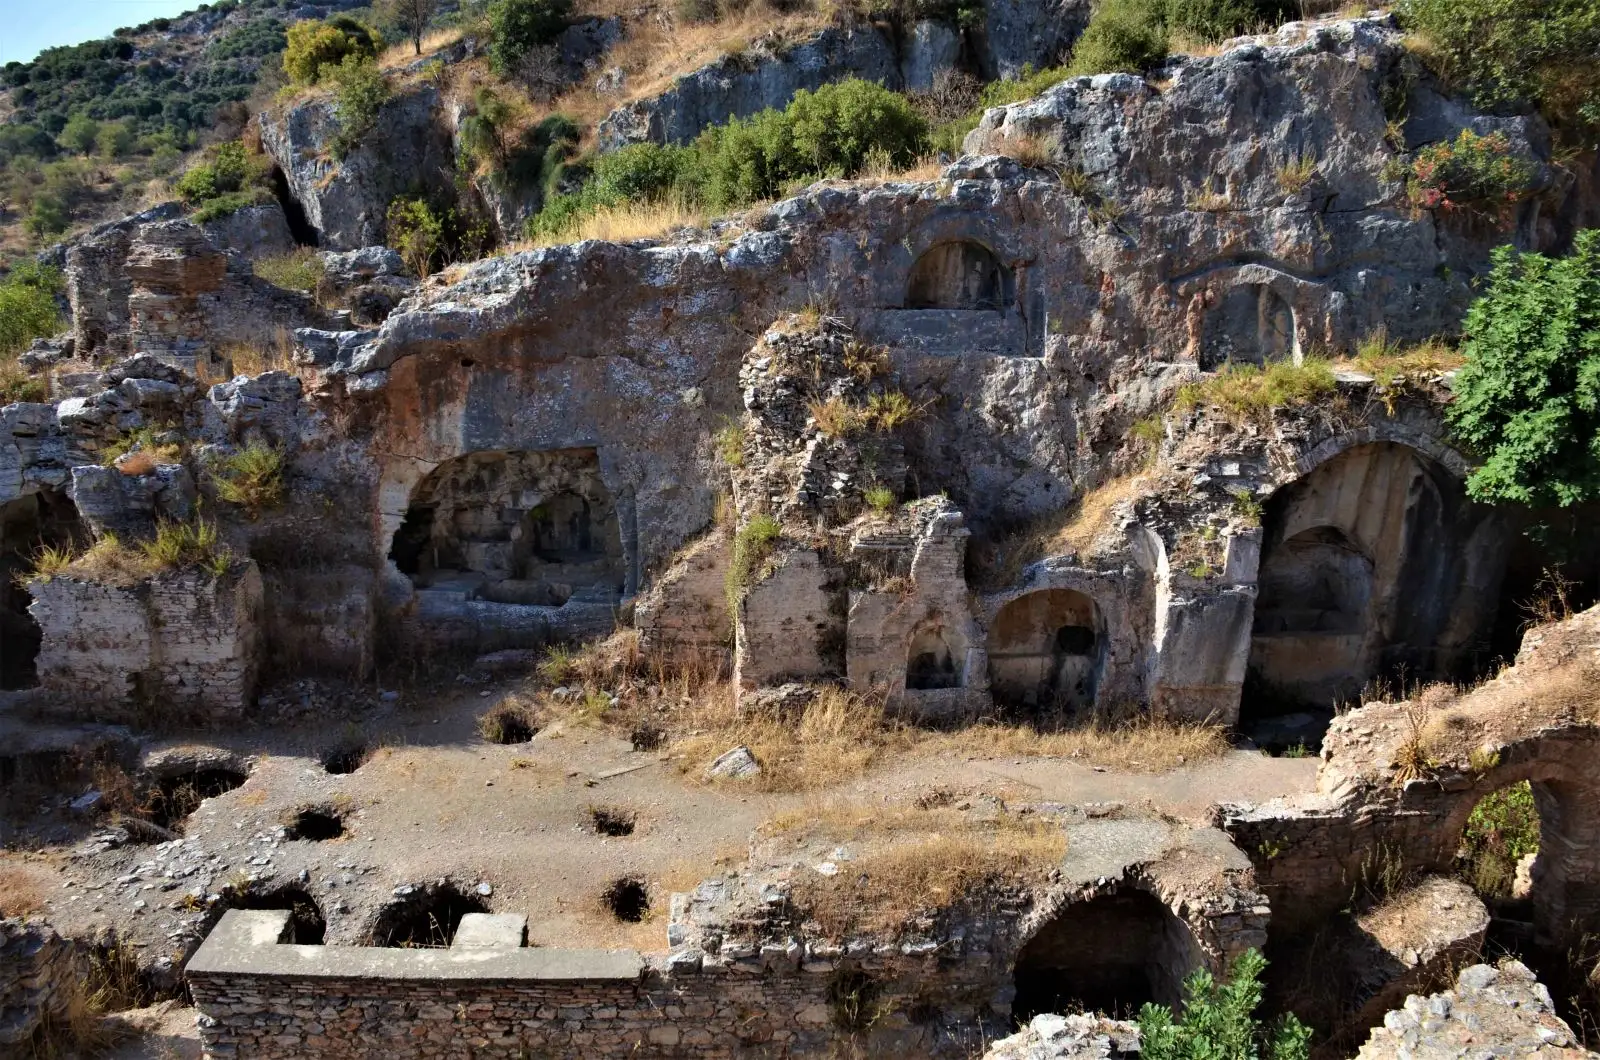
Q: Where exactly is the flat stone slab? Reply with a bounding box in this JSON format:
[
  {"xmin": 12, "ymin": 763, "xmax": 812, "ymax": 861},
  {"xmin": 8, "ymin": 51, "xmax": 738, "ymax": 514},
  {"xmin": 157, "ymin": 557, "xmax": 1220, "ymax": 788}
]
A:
[
  {"xmin": 451, "ymin": 913, "xmax": 528, "ymax": 950},
  {"xmin": 188, "ymin": 910, "xmax": 643, "ymax": 983}
]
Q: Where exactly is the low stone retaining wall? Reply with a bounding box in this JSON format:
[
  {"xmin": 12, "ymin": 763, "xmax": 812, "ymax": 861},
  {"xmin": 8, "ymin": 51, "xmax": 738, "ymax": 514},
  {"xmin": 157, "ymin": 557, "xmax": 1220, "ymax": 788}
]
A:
[{"xmin": 187, "ymin": 910, "xmax": 899, "ymax": 1059}]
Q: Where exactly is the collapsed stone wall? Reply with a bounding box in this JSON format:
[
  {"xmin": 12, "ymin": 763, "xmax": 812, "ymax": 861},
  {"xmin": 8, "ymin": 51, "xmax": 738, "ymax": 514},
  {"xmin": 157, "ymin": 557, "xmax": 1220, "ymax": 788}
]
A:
[
  {"xmin": 1356, "ymin": 961, "xmax": 1591, "ymax": 1059},
  {"xmin": 0, "ymin": 918, "xmax": 86, "ymax": 1049},
  {"xmin": 28, "ymin": 562, "xmax": 264, "ymax": 723}
]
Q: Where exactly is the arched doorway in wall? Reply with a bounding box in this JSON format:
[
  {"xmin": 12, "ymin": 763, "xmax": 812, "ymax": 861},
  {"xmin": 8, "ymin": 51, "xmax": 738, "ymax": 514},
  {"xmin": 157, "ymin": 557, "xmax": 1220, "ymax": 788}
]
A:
[
  {"xmin": 1199, "ymin": 284, "xmax": 1296, "ymax": 369},
  {"xmin": 387, "ymin": 448, "xmax": 625, "ymax": 607},
  {"xmin": 1244, "ymin": 441, "xmax": 1467, "ymax": 748},
  {"xmin": 988, "ymin": 589, "xmax": 1102, "ymax": 715},
  {"xmin": 0, "ymin": 490, "xmax": 89, "ymax": 690},
  {"xmin": 907, "ymin": 241, "xmax": 1012, "ymax": 310},
  {"xmin": 906, "ymin": 624, "xmax": 960, "ymax": 690},
  {"xmin": 1012, "ymin": 888, "xmax": 1201, "ymax": 1021}
]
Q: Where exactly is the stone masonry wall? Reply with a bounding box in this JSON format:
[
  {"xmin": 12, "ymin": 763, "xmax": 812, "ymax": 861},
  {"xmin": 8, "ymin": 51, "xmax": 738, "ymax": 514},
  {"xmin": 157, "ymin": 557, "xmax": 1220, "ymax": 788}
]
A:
[
  {"xmin": 636, "ymin": 533, "xmax": 732, "ymax": 673},
  {"xmin": 0, "ymin": 918, "xmax": 86, "ymax": 1049},
  {"xmin": 28, "ymin": 562, "xmax": 264, "ymax": 723}
]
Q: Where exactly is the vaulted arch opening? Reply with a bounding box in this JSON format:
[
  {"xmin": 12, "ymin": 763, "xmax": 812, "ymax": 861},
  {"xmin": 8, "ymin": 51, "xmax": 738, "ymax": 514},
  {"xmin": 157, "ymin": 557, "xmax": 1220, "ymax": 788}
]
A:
[
  {"xmin": 988, "ymin": 589, "xmax": 1102, "ymax": 714},
  {"xmin": 1012, "ymin": 888, "xmax": 1202, "ymax": 1021},
  {"xmin": 388, "ymin": 448, "xmax": 624, "ymax": 607},
  {"xmin": 1244, "ymin": 441, "xmax": 1487, "ymax": 743},
  {"xmin": 906, "ymin": 624, "xmax": 960, "ymax": 690},
  {"xmin": 0, "ymin": 489, "xmax": 89, "ymax": 690},
  {"xmin": 907, "ymin": 241, "xmax": 1012, "ymax": 310}
]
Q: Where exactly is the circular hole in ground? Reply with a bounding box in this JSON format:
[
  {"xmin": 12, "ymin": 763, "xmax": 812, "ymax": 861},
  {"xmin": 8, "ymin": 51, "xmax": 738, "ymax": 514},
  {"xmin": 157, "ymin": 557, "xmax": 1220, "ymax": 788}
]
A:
[
  {"xmin": 630, "ymin": 725, "xmax": 664, "ymax": 752},
  {"xmin": 603, "ymin": 877, "xmax": 649, "ymax": 923},
  {"xmin": 283, "ymin": 807, "xmax": 345, "ymax": 842},
  {"xmin": 367, "ymin": 882, "xmax": 489, "ymax": 948},
  {"xmin": 321, "ymin": 743, "xmax": 370, "ymax": 775},
  {"xmin": 590, "ymin": 806, "xmax": 636, "ymax": 837},
  {"xmin": 147, "ymin": 768, "xmax": 249, "ymax": 831},
  {"xmin": 220, "ymin": 884, "xmax": 328, "ymax": 944},
  {"xmin": 478, "ymin": 704, "xmax": 537, "ymax": 745}
]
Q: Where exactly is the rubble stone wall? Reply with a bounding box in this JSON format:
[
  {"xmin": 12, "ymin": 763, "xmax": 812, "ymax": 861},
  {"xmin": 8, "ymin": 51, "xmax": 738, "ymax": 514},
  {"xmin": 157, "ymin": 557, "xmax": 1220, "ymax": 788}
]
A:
[
  {"xmin": 28, "ymin": 562, "xmax": 263, "ymax": 722},
  {"xmin": 0, "ymin": 919, "xmax": 86, "ymax": 1048}
]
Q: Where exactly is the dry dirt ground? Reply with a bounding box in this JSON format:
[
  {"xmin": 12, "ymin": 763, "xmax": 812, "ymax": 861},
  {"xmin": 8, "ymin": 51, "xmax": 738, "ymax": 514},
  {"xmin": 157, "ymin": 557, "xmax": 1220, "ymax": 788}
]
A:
[{"xmin": 2, "ymin": 676, "xmax": 1317, "ymax": 1053}]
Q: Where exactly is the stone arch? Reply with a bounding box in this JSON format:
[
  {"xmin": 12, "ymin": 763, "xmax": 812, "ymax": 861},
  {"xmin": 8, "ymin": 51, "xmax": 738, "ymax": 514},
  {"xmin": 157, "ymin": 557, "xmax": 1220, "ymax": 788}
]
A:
[
  {"xmin": 1011, "ymin": 886, "xmax": 1205, "ymax": 1020},
  {"xmin": 1246, "ymin": 440, "xmax": 1482, "ymax": 717},
  {"xmin": 0, "ymin": 489, "xmax": 89, "ymax": 690},
  {"xmin": 906, "ymin": 241, "xmax": 1012, "ymax": 310},
  {"xmin": 387, "ymin": 448, "xmax": 624, "ymax": 607},
  {"xmin": 905, "ymin": 623, "xmax": 960, "ymax": 690},
  {"xmin": 1200, "ymin": 283, "xmax": 1296, "ymax": 368},
  {"xmin": 988, "ymin": 589, "xmax": 1103, "ymax": 713}
]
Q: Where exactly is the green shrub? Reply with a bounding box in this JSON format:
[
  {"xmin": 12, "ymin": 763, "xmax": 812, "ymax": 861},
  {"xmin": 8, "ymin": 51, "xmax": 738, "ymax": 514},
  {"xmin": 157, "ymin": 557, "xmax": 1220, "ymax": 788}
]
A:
[
  {"xmin": 526, "ymin": 80, "xmax": 927, "ymax": 239},
  {"xmin": 283, "ymin": 16, "xmax": 382, "ymax": 85},
  {"xmin": 1068, "ymin": 0, "xmax": 1169, "ymax": 75},
  {"xmin": 1406, "ymin": 129, "xmax": 1537, "ymax": 219},
  {"xmin": 57, "ymin": 113, "xmax": 101, "ymax": 155},
  {"xmin": 387, "ymin": 196, "xmax": 447, "ymax": 277},
  {"xmin": 489, "ymin": 0, "xmax": 575, "ymax": 76},
  {"xmin": 174, "ymin": 140, "xmax": 260, "ymax": 204},
  {"xmin": 1447, "ymin": 230, "xmax": 1600, "ymax": 507},
  {"xmin": 1138, "ymin": 949, "xmax": 1311, "ymax": 1060},
  {"xmin": 1166, "ymin": 0, "xmax": 1294, "ymax": 42},
  {"xmin": 978, "ymin": 64, "xmax": 1074, "ymax": 109},
  {"xmin": 141, "ymin": 519, "xmax": 234, "ymax": 577},
  {"xmin": 191, "ymin": 189, "xmax": 274, "ymax": 223},
  {"xmin": 1460, "ymin": 780, "xmax": 1540, "ymax": 898},
  {"xmin": 327, "ymin": 57, "xmax": 391, "ymax": 158},
  {"xmin": 0, "ymin": 263, "xmax": 65, "ymax": 358},
  {"xmin": 1399, "ymin": 0, "xmax": 1600, "ymax": 147}
]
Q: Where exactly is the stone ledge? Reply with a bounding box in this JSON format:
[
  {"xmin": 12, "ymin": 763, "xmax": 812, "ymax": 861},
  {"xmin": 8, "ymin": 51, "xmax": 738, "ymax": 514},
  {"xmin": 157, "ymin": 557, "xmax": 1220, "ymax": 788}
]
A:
[{"xmin": 187, "ymin": 911, "xmax": 645, "ymax": 984}]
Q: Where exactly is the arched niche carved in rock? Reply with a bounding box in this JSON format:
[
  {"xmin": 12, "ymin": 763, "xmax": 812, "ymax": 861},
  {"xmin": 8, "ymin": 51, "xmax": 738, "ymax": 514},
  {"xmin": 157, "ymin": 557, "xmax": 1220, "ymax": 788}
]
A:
[
  {"xmin": 906, "ymin": 241, "xmax": 1012, "ymax": 311},
  {"xmin": 988, "ymin": 589, "xmax": 1102, "ymax": 714},
  {"xmin": 387, "ymin": 448, "xmax": 624, "ymax": 607},
  {"xmin": 1200, "ymin": 284, "xmax": 1295, "ymax": 368}
]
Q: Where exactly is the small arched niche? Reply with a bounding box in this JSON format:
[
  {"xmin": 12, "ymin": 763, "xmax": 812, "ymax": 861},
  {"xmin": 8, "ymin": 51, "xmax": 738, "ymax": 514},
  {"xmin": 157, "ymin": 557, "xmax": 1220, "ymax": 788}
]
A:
[
  {"xmin": 1012, "ymin": 888, "xmax": 1202, "ymax": 1021},
  {"xmin": 388, "ymin": 448, "xmax": 624, "ymax": 607},
  {"xmin": 1200, "ymin": 284, "xmax": 1295, "ymax": 369},
  {"xmin": 0, "ymin": 489, "xmax": 89, "ymax": 690},
  {"xmin": 906, "ymin": 624, "xmax": 961, "ymax": 690},
  {"xmin": 907, "ymin": 241, "xmax": 1012, "ymax": 311},
  {"xmin": 988, "ymin": 589, "xmax": 1102, "ymax": 714}
]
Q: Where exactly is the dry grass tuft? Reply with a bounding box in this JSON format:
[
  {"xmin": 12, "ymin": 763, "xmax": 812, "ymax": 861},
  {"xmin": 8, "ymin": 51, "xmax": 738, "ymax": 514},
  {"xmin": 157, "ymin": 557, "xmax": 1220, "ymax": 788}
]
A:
[
  {"xmin": 676, "ymin": 684, "xmax": 894, "ymax": 792},
  {"xmin": 771, "ymin": 801, "xmax": 1067, "ymax": 937},
  {"xmin": 919, "ymin": 713, "xmax": 1232, "ymax": 773},
  {"xmin": 221, "ymin": 326, "xmax": 300, "ymax": 378},
  {"xmin": 516, "ymin": 199, "xmax": 707, "ymax": 248},
  {"xmin": 0, "ymin": 857, "xmax": 53, "ymax": 918}
]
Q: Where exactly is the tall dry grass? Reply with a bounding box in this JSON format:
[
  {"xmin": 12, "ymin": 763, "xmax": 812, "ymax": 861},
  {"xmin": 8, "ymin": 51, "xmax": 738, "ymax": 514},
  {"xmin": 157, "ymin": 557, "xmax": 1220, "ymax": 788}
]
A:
[
  {"xmin": 769, "ymin": 800, "xmax": 1067, "ymax": 936},
  {"xmin": 515, "ymin": 200, "xmax": 708, "ymax": 249}
]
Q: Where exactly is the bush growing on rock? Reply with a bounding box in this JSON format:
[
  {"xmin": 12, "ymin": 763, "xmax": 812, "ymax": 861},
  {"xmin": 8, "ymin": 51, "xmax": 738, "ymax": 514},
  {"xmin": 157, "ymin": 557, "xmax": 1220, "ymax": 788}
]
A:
[
  {"xmin": 327, "ymin": 56, "xmax": 392, "ymax": 158},
  {"xmin": 1138, "ymin": 948, "xmax": 1311, "ymax": 1060},
  {"xmin": 488, "ymin": 0, "xmax": 575, "ymax": 77},
  {"xmin": 282, "ymin": 16, "xmax": 382, "ymax": 85},
  {"xmin": 1399, "ymin": 0, "xmax": 1600, "ymax": 146},
  {"xmin": 174, "ymin": 140, "xmax": 272, "ymax": 221},
  {"xmin": 1447, "ymin": 230, "xmax": 1600, "ymax": 508},
  {"xmin": 1403, "ymin": 128, "xmax": 1537, "ymax": 221},
  {"xmin": 1064, "ymin": 0, "xmax": 1297, "ymax": 77}
]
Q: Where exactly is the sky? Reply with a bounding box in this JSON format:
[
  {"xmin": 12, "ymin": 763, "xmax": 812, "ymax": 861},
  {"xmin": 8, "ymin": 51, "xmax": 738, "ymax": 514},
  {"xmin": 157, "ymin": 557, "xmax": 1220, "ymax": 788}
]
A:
[{"xmin": 0, "ymin": 0, "xmax": 200, "ymax": 66}]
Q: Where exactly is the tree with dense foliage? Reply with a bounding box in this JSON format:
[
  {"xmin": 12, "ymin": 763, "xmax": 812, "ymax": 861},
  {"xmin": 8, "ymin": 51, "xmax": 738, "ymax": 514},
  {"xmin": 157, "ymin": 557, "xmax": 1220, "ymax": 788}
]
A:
[
  {"xmin": 1447, "ymin": 231, "xmax": 1600, "ymax": 508},
  {"xmin": 282, "ymin": 16, "xmax": 382, "ymax": 85},
  {"xmin": 1399, "ymin": 0, "xmax": 1600, "ymax": 147},
  {"xmin": 0, "ymin": 262, "xmax": 64, "ymax": 358},
  {"xmin": 377, "ymin": 0, "xmax": 441, "ymax": 55},
  {"xmin": 488, "ymin": 0, "xmax": 575, "ymax": 76},
  {"xmin": 1138, "ymin": 949, "xmax": 1312, "ymax": 1060}
]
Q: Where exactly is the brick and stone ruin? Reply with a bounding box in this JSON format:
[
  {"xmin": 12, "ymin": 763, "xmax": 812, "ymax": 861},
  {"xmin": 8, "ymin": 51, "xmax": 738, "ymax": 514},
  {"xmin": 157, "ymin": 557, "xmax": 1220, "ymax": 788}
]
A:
[{"xmin": 4, "ymin": 9, "xmax": 1600, "ymax": 1060}]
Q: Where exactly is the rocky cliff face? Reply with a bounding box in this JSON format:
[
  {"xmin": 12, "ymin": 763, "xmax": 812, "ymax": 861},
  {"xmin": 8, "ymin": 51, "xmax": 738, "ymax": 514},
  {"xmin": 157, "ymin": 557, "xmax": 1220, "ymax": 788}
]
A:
[{"xmin": 259, "ymin": 84, "xmax": 455, "ymax": 251}]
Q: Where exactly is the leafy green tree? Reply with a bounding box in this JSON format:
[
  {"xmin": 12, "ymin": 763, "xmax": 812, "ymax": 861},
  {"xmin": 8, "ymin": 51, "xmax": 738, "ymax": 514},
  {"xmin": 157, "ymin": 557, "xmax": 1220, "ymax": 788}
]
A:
[
  {"xmin": 387, "ymin": 196, "xmax": 446, "ymax": 277},
  {"xmin": 488, "ymin": 0, "xmax": 574, "ymax": 76},
  {"xmin": 57, "ymin": 113, "xmax": 101, "ymax": 155},
  {"xmin": 282, "ymin": 16, "xmax": 382, "ymax": 85},
  {"xmin": 1138, "ymin": 949, "xmax": 1312, "ymax": 1060},
  {"xmin": 327, "ymin": 56, "xmax": 392, "ymax": 158},
  {"xmin": 377, "ymin": 0, "xmax": 441, "ymax": 55},
  {"xmin": 1447, "ymin": 231, "xmax": 1600, "ymax": 507},
  {"xmin": 0, "ymin": 263, "xmax": 65, "ymax": 356}
]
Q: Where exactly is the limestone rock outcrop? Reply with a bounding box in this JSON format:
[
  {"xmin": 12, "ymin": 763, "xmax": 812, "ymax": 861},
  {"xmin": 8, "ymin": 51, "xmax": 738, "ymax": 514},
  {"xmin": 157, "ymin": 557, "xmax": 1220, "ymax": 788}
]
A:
[
  {"xmin": 259, "ymin": 84, "xmax": 454, "ymax": 250},
  {"xmin": 1357, "ymin": 962, "xmax": 1593, "ymax": 1059}
]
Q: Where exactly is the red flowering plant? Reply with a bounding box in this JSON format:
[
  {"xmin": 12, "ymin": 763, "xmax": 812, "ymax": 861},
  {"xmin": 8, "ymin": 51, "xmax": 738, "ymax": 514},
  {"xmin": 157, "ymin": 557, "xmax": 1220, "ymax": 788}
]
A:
[{"xmin": 1405, "ymin": 129, "xmax": 1538, "ymax": 225}]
